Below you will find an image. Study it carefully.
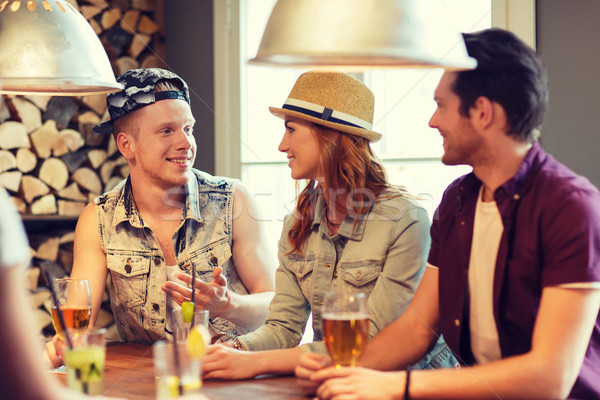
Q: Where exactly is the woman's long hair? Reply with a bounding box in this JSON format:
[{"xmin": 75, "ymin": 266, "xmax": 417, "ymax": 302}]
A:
[{"xmin": 288, "ymin": 123, "xmax": 395, "ymax": 253}]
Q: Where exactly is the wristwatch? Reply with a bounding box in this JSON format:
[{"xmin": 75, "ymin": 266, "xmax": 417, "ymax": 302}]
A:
[{"xmin": 211, "ymin": 332, "xmax": 245, "ymax": 351}]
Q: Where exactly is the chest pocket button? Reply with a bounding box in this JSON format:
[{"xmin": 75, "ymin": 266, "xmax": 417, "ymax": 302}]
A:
[
  {"xmin": 154, "ymin": 256, "xmax": 161, "ymax": 266},
  {"xmin": 124, "ymin": 259, "xmax": 132, "ymax": 274},
  {"xmin": 210, "ymin": 255, "xmax": 218, "ymax": 266}
]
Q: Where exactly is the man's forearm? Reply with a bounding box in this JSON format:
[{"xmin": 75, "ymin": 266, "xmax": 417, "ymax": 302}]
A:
[
  {"xmin": 360, "ymin": 312, "xmax": 436, "ymax": 371},
  {"xmin": 408, "ymin": 352, "xmax": 569, "ymax": 399}
]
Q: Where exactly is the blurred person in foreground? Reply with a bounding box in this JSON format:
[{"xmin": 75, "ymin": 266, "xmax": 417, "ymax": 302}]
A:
[
  {"xmin": 201, "ymin": 71, "xmax": 457, "ymax": 379},
  {"xmin": 296, "ymin": 28, "xmax": 600, "ymax": 400},
  {"xmin": 0, "ymin": 187, "xmax": 130, "ymax": 399},
  {"xmin": 45, "ymin": 68, "xmax": 276, "ymax": 367}
]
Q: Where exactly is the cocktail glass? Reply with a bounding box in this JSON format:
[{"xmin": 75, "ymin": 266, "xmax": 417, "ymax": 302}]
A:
[
  {"xmin": 51, "ymin": 278, "xmax": 91, "ymax": 341},
  {"xmin": 64, "ymin": 329, "xmax": 106, "ymax": 395},
  {"xmin": 153, "ymin": 340, "xmax": 202, "ymax": 400}
]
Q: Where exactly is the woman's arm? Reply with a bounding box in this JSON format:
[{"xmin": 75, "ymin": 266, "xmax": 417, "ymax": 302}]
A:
[
  {"xmin": 202, "ymin": 345, "xmax": 304, "ymax": 380},
  {"xmin": 363, "ymin": 204, "xmax": 431, "ymax": 342}
]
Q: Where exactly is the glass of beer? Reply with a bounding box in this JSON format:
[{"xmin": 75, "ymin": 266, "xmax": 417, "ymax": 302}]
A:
[
  {"xmin": 51, "ymin": 278, "xmax": 91, "ymax": 340},
  {"xmin": 322, "ymin": 291, "xmax": 369, "ymax": 368}
]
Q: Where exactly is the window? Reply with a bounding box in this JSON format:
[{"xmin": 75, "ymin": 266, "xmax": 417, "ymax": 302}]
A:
[{"xmin": 214, "ymin": 0, "xmax": 535, "ymax": 257}]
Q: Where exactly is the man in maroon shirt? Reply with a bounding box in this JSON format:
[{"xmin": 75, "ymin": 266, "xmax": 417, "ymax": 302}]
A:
[{"xmin": 296, "ymin": 28, "xmax": 600, "ymax": 399}]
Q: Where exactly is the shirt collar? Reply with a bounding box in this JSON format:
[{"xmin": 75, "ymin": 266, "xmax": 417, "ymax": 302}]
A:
[
  {"xmin": 111, "ymin": 173, "xmax": 204, "ymax": 228},
  {"xmin": 496, "ymin": 141, "xmax": 543, "ymax": 198},
  {"xmin": 312, "ymin": 193, "xmax": 368, "ymax": 241},
  {"xmin": 184, "ymin": 172, "xmax": 203, "ymax": 223},
  {"xmin": 460, "ymin": 141, "xmax": 545, "ymax": 203}
]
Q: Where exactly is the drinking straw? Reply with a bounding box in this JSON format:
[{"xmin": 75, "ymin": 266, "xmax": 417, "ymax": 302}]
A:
[
  {"xmin": 169, "ymin": 295, "xmax": 183, "ymax": 396},
  {"xmin": 43, "ymin": 270, "xmax": 73, "ymax": 349},
  {"xmin": 191, "ymin": 265, "xmax": 196, "ymax": 326}
]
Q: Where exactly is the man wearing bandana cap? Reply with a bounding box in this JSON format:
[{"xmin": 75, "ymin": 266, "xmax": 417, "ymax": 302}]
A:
[{"xmin": 45, "ymin": 68, "xmax": 276, "ymax": 366}]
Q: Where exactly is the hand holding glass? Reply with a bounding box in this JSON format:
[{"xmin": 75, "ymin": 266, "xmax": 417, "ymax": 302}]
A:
[
  {"xmin": 51, "ymin": 278, "xmax": 91, "ymax": 341},
  {"xmin": 322, "ymin": 291, "xmax": 369, "ymax": 367}
]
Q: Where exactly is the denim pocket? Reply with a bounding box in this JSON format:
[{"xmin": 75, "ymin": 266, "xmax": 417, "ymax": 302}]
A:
[
  {"xmin": 339, "ymin": 261, "xmax": 382, "ymax": 288},
  {"xmin": 410, "ymin": 337, "xmax": 459, "ymax": 370},
  {"xmin": 187, "ymin": 240, "xmax": 233, "ymax": 280},
  {"xmin": 107, "ymin": 253, "xmax": 150, "ymax": 308},
  {"xmin": 288, "ymin": 254, "xmax": 316, "ymax": 279},
  {"xmin": 288, "ymin": 254, "xmax": 316, "ymax": 295}
]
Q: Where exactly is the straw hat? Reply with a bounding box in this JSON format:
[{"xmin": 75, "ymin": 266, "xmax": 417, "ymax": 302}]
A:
[{"xmin": 269, "ymin": 71, "xmax": 381, "ymax": 142}]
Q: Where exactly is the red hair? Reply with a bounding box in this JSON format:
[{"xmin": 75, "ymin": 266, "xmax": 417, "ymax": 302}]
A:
[{"xmin": 288, "ymin": 124, "xmax": 400, "ymax": 253}]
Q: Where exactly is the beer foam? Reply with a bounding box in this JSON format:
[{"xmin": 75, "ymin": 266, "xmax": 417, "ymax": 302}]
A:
[{"xmin": 322, "ymin": 312, "xmax": 369, "ymax": 320}]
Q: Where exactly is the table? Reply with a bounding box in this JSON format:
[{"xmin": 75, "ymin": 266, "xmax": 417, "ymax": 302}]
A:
[{"xmin": 54, "ymin": 342, "xmax": 311, "ymax": 400}]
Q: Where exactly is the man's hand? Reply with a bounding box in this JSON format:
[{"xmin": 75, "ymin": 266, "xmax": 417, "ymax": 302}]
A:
[
  {"xmin": 44, "ymin": 334, "xmax": 66, "ymax": 368},
  {"xmin": 313, "ymin": 366, "xmax": 404, "ymax": 400},
  {"xmin": 295, "ymin": 352, "xmax": 333, "ymax": 396},
  {"xmin": 162, "ymin": 266, "xmax": 232, "ymax": 317}
]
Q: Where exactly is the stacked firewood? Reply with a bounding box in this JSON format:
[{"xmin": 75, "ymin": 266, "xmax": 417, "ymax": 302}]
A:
[
  {"xmin": 0, "ymin": 107, "xmax": 130, "ymax": 216},
  {"xmin": 0, "ymin": 0, "xmax": 165, "ymax": 214},
  {"xmin": 80, "ymin": 0, "xmax": 166, "ymax": 75},
  {"xmin": 2, "ymin": 0, "xmax": 165, "ymax": 340}
]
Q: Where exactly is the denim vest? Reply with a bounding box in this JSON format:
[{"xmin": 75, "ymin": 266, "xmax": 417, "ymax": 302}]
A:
[
  {"xmin": 239, "ymin": 190, "xmax": 457, "ymax": 369},
  {"xmin": 95, "ymin": 169, "xmax": 250, "ymax": 344}
]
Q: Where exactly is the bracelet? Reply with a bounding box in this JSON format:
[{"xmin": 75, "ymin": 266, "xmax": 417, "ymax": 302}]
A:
[
  {"xmin": 212, "ymin": 290, "xmax": 231, "ymax": 318},
  {"xmin": 210, "ymin": 332, "xmax": 245, "ymax": 350},
  {"xmin": 405, "ymin": 369, "xmax": 411, "ymax": 400}
]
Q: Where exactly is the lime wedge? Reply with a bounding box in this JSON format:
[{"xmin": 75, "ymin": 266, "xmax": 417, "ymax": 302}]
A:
[
  {"xmin": 186, "ymin": 325, "xmax": 209, "ymax": 359},
  {"xmin": 181, "ymin": 301, "xmax": 194, "ymax": 323}
]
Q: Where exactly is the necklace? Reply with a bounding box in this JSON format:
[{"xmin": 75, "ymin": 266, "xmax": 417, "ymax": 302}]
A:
[{"xmin": 325, "ymin": 213, "xmax": 342, "ymax": 226}]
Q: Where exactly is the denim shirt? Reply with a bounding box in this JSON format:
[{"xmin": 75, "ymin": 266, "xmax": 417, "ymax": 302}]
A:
[
  {"xmin": 95, "ymin": 169, "xmax": 250, "ymax": 344},
  {"xmin": 239, "ymin": 189, "xmax": 456, "ymax": 368}
]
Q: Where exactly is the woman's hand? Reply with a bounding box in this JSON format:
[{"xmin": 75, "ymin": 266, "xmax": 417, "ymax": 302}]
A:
[
  {"xmin": 162, "ymin": 266, "xmax": 231, "ymax": 317},
  {"xmin": 295, "ymin": 352, "xmax": 333, "ymax": 395},
  {"xmin": 201, "ymin": 343, "xmax": 259, "ymax": 380}
]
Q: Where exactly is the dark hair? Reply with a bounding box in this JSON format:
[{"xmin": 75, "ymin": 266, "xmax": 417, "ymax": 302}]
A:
[{"xmin": 453, "ymin": 28, "xmax": 548, "ymax": 142}]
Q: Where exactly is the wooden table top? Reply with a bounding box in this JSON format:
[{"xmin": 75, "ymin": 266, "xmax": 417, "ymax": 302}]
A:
[{"xmin": 54, "ymin": 342, "xmax": 311, "ymax": 400}]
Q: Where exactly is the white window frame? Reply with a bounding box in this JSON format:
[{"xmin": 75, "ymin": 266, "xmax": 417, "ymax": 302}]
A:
[{"xmin": 212, "ymin": 0, "xmax": 536, "ymax": 179}]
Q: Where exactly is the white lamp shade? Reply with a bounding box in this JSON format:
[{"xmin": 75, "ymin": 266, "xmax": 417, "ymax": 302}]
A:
[
  {"xmin": 0, "ymin": 0, "xmax": 121, "ymax": 95},
  {"xmin": 249, "ymin": 0, "xmax": 477, "ymax": 70}
]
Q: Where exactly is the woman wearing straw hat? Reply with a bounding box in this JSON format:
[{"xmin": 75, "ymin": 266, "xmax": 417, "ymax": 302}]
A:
[{"xmin": 202, "ymin": 71, "xmax": 456, "ymax": 379}]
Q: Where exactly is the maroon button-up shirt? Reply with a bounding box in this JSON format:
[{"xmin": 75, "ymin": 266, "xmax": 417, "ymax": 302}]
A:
[{"xmin": 429, "ymin": 142, "xmax": 600, "ymax": 399}]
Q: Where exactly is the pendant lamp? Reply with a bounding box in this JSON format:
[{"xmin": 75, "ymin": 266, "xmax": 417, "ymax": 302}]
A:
[
  {"xmin": 249, "ymin": 0, "xmax": 477, "ymax": 70},
  {"xmin": 0, "ymin": 0, "xmax": 121, "ymax": 95}
]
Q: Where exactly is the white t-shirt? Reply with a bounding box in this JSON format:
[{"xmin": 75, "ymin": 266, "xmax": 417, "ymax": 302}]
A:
[
  {"xmin": 468, "ymin": 187, "xmax": 503, "ymax": 364},
  {"xmin": 166, "ymin": 264, "xmax": 185, "ymax": 311},
  {"xmin": 165, "ymin": 264, "xmax": 186, "ymax": 332},
  {"xmin": 0, "ymin": 188, "xmax": 30, "ymax": 269}
]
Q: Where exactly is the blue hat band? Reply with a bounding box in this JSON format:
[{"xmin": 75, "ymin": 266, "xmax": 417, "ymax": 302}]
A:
[{"xmin": 282, "ymin": 104, "xmax": 367, "ymax": 131}]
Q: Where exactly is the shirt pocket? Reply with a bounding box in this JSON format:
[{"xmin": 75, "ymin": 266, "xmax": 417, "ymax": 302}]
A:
[
  {"xmin": 107, "ymin": 253, "xmax": 151, "ymax": 308},
  {"xmin": 288, "ymin": 254, "xmax": 316, "ymax": 278},
  {"xmin": 287, "ymin": 254, "xmax": 316, "ymax": 295},
  {"xmin": 188, "ymin": 241, "xmax": 233, "ymax": 279},
  {"xmin": 339, "ymin": 261, "xmax": 383, "ymax": 288}
]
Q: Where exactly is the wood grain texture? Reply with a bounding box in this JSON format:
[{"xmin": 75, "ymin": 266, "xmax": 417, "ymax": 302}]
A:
[{"xmin": 53, "ymin": 343, "xmax": 312, "ymax": 400}]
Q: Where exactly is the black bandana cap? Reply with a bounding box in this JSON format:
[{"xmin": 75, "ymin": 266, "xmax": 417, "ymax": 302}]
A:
[{"xmin": 93, "ymin": 68, "xmax": 191, "ymax": 134}]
